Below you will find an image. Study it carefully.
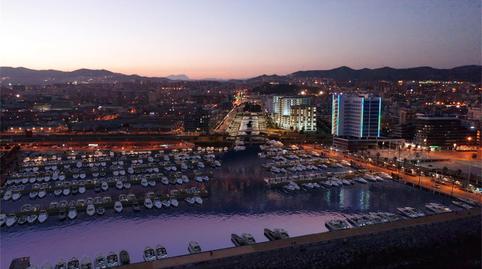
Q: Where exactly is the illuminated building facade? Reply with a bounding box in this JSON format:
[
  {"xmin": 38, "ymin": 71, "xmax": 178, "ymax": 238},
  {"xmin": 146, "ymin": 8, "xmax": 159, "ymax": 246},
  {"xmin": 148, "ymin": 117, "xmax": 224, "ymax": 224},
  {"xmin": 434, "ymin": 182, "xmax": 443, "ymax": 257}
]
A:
[{"xmin": 271, "ymin": 96, "xmax": 316, "ymax": 131}]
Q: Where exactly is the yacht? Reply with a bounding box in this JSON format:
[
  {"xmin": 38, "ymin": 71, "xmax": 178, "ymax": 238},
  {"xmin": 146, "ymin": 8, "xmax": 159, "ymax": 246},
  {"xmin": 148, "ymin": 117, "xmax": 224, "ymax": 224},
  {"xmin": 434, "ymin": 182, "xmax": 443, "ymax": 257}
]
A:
[
  {"xmin": 12, "ymin": 191, "xmax": 21, "ymax": 200},
  {"xmin": 161, "ymin": 177, "xmax": 169, "ymax": 185},
  {"xmin": 231, "ymin": 233, "xmax": 246, "ymax": 246},
  {"xmin": 63, "ymin": 186, "xmax": 71, "ymax": 196},
  {"xmin": 3, "ymin": 190, "xmax": 12, "ymax": 200},
  {"xmin": 181, "ymin": 175, "xmax": 189, "ymax": 183},
  {"xmin": 162, "ymin": 199, "xmax": 171, "ymax": 207},
  {"xmin": 144, "ymin": 198, "xmax": 153, "ymax": 209},
  {"xmin": 264, "ymin": 228, "xmax": 289, "ymax": 241},
  {"xmin": 78, "ymin": 184, "xmax": 86, "ymax": 194},
  {"xmin": 29, "ymin": 189, "xmax": 39, "ymax": 199},
  {"xmin": 148, "ymin": 180, "xmax": 156, "ymax": 187},
  {"xmin": 141, "ymin": 178, "xmax": 149, "ymax": 187},
  {"xmin": 155, "ymin": 245, "xmax": 168, "ymax": 259},
  {"xmin": 96, "ymin": 207, "xmax": 105, "ymax": 216},
  {"xmin": 241, "ymin": 233, "xmax": 256, "ymax": 245},
  {"xmin": 195, "ymin": 176, "xmax": 203, "ymax": 183},
  {"xmin": 452, "ymin": 200, "xmax": 473, "ymax": 209},
  {"xmin": 325, "ymin": 219, "xmax": 351, "ymax": 231},
  {"xmin": 38, "ymin": 210, "xmax": 48, "ymax": 223},
  {"xmin": 86, "ymin": 204, "xmax": 96, "ymax": 216},
  {"xmin": 115, "ymin": 181, "xmax": 123, "ymax": 190},
  {"xmin": 55, "ymin": 260, "xmax": 66, "ymax": 269},
  {"xmin": 101, "ymin": 182, "xmax": 109, "ymax": 191},
  {"xmin": 94, "ymin": 255, "xmax": 107, "ymax": 269},
  {"xmin": 58, "ymin": 209, "xmax": 67, "ymax": 221},
  {"xmin": 123, "ymin": 182, "xmax": 131, "ymax": 189},
  {"xmin": 185, "ymin": 197, "xmax": 195, "ymax": 205},
  {"xmin": 143, "ymin": 247, "xmax": 156, "ymax": 262},
  {"xmin": 119, "ymin": 250, "xmax": 130, "ymax": 265},
  {"xmin": 106, "ymin": 252, "xmax": 119, "ymax": 267},
  {"xmin": 6, "ymin": 214, "xmax": 17, "ymax": 227},
  {"xmin": 154, "ymin": 198, "xmax": 162, "ymax": 209},
  {"xmin": 27, "ymin": 214, "xmax": 38, "ymax": 224},
  {"xmin": 425, "ymin": 202, "xmax": 452, "ymax": 214},
  {"xmin": 80, "ymin": 257, "xmax": 92, "ymax": 269},
  {"xmin": 188, "ymin": 241, "xmax": 202, "ymax": 254},
  {"xmin": 38, "ymin": 188, "xmax": 47, "ymax": 198},
  {"xmin": 68, "ymin": 207, "xmax": 78, "ymax": 220},
  {"xmin": 397, "ymin": 207, "xmax": 425, "ymax": 218},
  {"xmin": 114, "ymin": 201, "xmax": 123, "ymax": 213},
  {"xmin": 194, "ymin": 196, "xmax": 203, "ymax": 205},
  {"xmin": 170, "ymin": 198, "xmax": 179, "ymax": 207},
  {"xmin": 67, "ymin": 257, "xmax": 80, "ymax": 269},
  {"xmin": 176, "ymin": 178, "xmax": 183, "ymax": 185},
  {"xmin": 355, "ymin": 177, "xmax": 368, "ymax": 184}
]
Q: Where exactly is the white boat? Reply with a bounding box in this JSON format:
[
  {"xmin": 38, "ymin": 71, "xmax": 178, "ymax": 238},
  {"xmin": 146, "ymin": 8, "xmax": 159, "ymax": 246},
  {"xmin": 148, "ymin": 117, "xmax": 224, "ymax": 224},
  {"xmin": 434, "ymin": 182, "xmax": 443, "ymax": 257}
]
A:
[
  {"xmin": 78, "ymin": 184, "xmax": 86, "ymax": 194},
  {"xmin": 141, "ymin": 178, "xmax": 149, "ymax": 187},
  {"xmin": 161, "ymin": 177, "xmax": 169, "ymax": 185},
  {"xmin": 63, "ymin": 187, "xmax": 71, "ymax": 196},
  {"xmin": 170, "ymin": 198, "xmax": 179, "ymax": 207},
  {"xmin": 144, "ymin": 198, "xmax": 153, "ymax": 209},
  {"xmin": 115, "ymin": 181, "xmax": 123, "ymax": 190},
  {"xmin": 123, "ymin": 182, "xmax": 131, "ymax": 189},
  {"xmin": 355, "ymin": 177, "xmax": 368, "ymax": 184},
  {"xmin": 68, "ymin": 207, "xmax": 78, "ymax": 220},
  {"xmin": 38, "ymin": 189, "xmax": 47, "ymax": 198},
  {"xmin": 176, "ymin": 178, "xmax": 183, "ymax": 185},
  {"xmin": 143, "ymin": 247, "xmax": 156, "ymax": 262},
  {"xmin": 185, "ymin": 197, "xmax": 195, "ymax": 205},
  {"xmin": 86, "ymin": 204, "xmax": 96, "ymax": 216},
  {"xmin": 155, "ymin": 245, "xmax": 168, "ymax": 259},
  {"xmin": 38, "ymin": 210, "xmax": 48, "ymax": 223},
  {"xmin": 182, "ymin": 175, "xmax": 189, "ymax": 183},
  {"xmin": 6, "ymin": 214, "xmax": 17, "ymax": 227},
  {"xmin": 195, "ymin": 176, "xmax": 203, "ymax": 183},
  {"xmin": 188, "ymin": 241, "xmax": 202, "ymax": 254},
  {"xmin": 54, "ymin": 188, "xmax": 63, "ymax": 196},
  {"xmin": 101, "ymin": 182, "xmax": 109, "ymax": 191},
  {"xmin": 203, "ymin": 176, "xmax": 210, "ymax": 182},
  {"xmin": 114, "ymin": 201, "xmax": 124, "ymax": 213},
  {"xmin": 27, "ymin": 214, "xmax": 38, "ymax": 224},
  {"xmin": 94, "ymin": 255, "xmax": 106, "ymax": 269},
  {"xmin": 148, "ymin": 180, "xmax": 156, "ymax": 187},
  {"xmin": 194, "ymin": 196, "xmax": 203, "ymax": 205},
  {"xmin": 161, "ymin": 200, "xmax": 171, "ymax": 207},
  {"xmin": 67, "ymin": 257, "xmax": 80, "ymax": 269},
  {"xmin": 29, "ymin": 190, "xmax": 39, "ymax": 199},
  {"xmin": 154, "ymin": 199, "xmax": 162, "ymax": 209},
  {"xmin": 3, "ymin": 190, "xmax": 12, "ymax": 201},
  {"xmin": 106, "ymin": 252, "xmax": 119, "ymax": 267}
]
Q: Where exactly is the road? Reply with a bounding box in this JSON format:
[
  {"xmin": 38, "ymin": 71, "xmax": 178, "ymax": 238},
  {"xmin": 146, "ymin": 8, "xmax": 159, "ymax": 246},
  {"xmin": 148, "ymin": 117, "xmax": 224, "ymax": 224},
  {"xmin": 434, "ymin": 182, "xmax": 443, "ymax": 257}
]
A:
[{"xmin": 302, "ymin": 144, "xmax": 482, "ymax": 204}]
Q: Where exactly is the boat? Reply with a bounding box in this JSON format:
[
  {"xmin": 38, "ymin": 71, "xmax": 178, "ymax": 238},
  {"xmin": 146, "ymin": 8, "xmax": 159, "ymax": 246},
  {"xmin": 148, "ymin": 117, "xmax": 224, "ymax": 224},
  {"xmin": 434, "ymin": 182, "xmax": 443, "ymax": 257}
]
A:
[
  {"xmin": 452, "ymin": 200, "xmax": 473, "ymax": 209},
  {"xmin": 80, "ymin": 257, "xmax": 92, "ymax": 269},
  {"xmin": 38, "ymin": 188, "xmax": 47, "ymax": 198},
  {"xmin": 355, "ymin": 177, "xmax": 368, "ymax": 184},
  {"xmin": 68, "ymin": 207, "xmax": 78, "ymax": 220},
  {"xmin": 101, "ymin": 182, "xmax": 109, "ymax": 191},
  {"xmin": 3, "ymin": 190, "xmax": 12, "ymax": 200},
  {"xmin": 132, "ymin": 202, "xmax": 141, "ymax": 212},
  {"xmin": 114, "ymin": 201, "xmax": 123, "ymax": 213},
  {"xmin": 119, "ymin": 250, "xmax": 130, "ymax": 265},
  {"xmin": 38, "ymin": 210, "xmax": 48, "ymax": 223},
  {"xmin": 54, "ymin": 188, "xmax": 63, "ymax": 196},
  {"xmin": 115, "ymin": 181, "xmax": 123, "ymax": 190},
  {"xmin": 27, "ymin": 214, "xmax": 38, "ymax": 224},
  {"xmin": 397, "ymin": 207, "xmax": 425, "ymax": 218},
  {"xmin": 78, "ymin": 184, "xmax": 86, "ymax": 194},
  {"xmin": 86, "ymin": 204, "xmax": 96, "ymax": 216},
  {"xmin": 148, "ymin": 180, "xmax": 156, "ymax": 187},
  {"xmin": 264, "ymin": 228, "xmax": 289, "ymax": 241},
  {"xmin": 94, "ymin": 255, "xmax": 107, "ymax": 269},
  {"xmin": 241, "ymin": 233, "xmax": 256, "ymax": 245},
  {"xmin": 194, "ymin": 196, "xmax": 203, "ymax": 205},
  {"xmin": 55, "ymin": 260, "xmax": 66, "ymax": 269},
  {"xmin": 67, "ymin": 257, "xmax": 80, "ymax": 269},
  {"xmin": 143, "ymin": 247, "xmax": 156, "ymax": 262},
  {"xmin": 155, "ymin": 245, "xmax": 168, "ymax": 259},
  {"xmin": 141, "ymin": 178, "xmax": 149, "ymax": 187},
  {"xmin": 176, "ymin": 178, "xmax": 183, "ymax": 185},
  {"xmin": 0, "ymin": 213, "xmax": 6, "ymax": 226},
  {"xmin": 170, "ymin": 198, "xmax": 179, "ymax": 207},
  {"xmin": 6, "ymin": 214, "xmax": 17, "ymax": 227},
  {"xmin": 30, "ymin": 189, "xmax": 39, "ymax": 199},
  {"xmin": 162, "ymin": 200, "xmax": 171, "ymax": 207},
  {"xmin": 12, "ymin": 191, "xmax": 21, "ymax": 200},
  {"xmin": 154, "ymin": 198, "xmax": 162, "ymax": 209},
  {"xmin": 325, "ymin": 219, "xmax": 351, "ymax": 231},
  {"xmin": 161, "ymin": 177, "xmax": 169, "ymax": 185},
  {"xmin": 123, "ymin": 182, "xmax": 131, "ymax": 189},
  {"xmin": 96, "ymin": 207, "xmax": 105, "ymax": 215},
  {"xmin": 144, "ymin": 198, "xmax": 153, "ymax": 209},
  {"xmin": 185, "ymin": 197, "xmax": 195, "ymax": 205},
  {"xmin": 188, "ymin": 241, "xmax": 202, "ymax": 254},
  {"xmin": 425, "ymin": 202, "xmax": 452, "ymax": 214},
  {"xmin": 106, "ymin": 252, "xmax": 119, "ymax": 267},
  {"xmin": 231, "ymin": 233, "xmax": 246, "ymax": 246}
]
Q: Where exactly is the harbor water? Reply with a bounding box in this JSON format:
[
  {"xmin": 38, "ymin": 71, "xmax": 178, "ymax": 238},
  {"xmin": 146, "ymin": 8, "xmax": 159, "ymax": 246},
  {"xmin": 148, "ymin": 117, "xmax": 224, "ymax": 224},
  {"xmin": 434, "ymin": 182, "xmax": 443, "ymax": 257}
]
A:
[{"xmin": 0, "ymin": 147, "xmax": 455, "ymax": 268}]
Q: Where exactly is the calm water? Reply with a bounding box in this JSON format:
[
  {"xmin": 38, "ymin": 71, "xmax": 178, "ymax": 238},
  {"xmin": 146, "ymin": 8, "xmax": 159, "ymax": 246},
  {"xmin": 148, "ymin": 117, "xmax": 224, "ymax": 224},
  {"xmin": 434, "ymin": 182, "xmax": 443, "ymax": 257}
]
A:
[{"xmin": 0, "ymin": 147, "xmax": 455, "ymax": 267}]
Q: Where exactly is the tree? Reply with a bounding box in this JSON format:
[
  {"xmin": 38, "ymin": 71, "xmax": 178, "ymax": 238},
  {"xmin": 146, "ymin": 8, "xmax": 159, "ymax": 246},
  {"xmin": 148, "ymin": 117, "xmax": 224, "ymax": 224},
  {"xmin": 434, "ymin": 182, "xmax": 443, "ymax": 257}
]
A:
[
  {"xmin": 376, "ymin": 152, "xmax": 381, "ymax": 163},
  {"xmin": 442, "ymin": 166, "xmax": 448, "ymax": 176}
]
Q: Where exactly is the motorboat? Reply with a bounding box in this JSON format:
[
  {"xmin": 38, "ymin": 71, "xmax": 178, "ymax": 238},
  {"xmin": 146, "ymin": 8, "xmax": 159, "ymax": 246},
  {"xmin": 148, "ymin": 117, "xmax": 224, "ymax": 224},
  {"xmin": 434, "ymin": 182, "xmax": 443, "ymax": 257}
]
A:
[
  {"xmin": 231, "ymin": 233, "xmax": 246, "ymax": 246},
  {"xmin": 0, "ymin": 213, "xmax": 6, "ymax": 227},
  {"xmin": 115, "ymin": 181, "xmax": 123, "ymax": 190},
  {"xmin": 94, "ymin": 255, "xmax": 107, "ymax": 269},
  {"xmin": 141, "ymin": 178, "xmax": 149, "ymax": 187},
  {"xmin": 123, "ymin": 182, "xmax": 131, "ymax": 189},
  {"xmin": 132, "ymin": 202, "xmax": 141, "ymax": 212},
  {"xmin": 161, "ymin": 200, "xmax": 171, "ymax": 207},
  {"xmin": 187, "ymin": 241, "xmax": 202, "ymax": 254},
  {"xmin": 194, "ymin": 196, "xmax": 203, "ymax": 205},
  {"xmin": 155, "ymin": 245, "xmax": 168, "ymax": 259},
  {"xmin": 143, "ymin": 247, "xmax": 156, "ymax": 262},
  {"xmin": 67, "ymin": 257, "xmax": 80, "ymax": 269},
  {"xmin": 241, "ymin": 233, "xmax": 256, "ymax": 245},
  {"xmin": 63, "ymin": 187, "xmax": 71, "ymax": 196},
  {"xmin": 185, "ymin": 197, "xmax": 195, "ymax": 205},
  {"xmin": 154, "ymin": 198, "xmax": 162, "ymax": 209},
  {"xmin": 38, "ymin": 188, "xmax": 47, "ymax": 198},
  {"xmin": 55, "ymin": 259, "xmax": 66, "ymax": 269},
  {"xmin": 38, "ymin": 210, "xmax": 48, "ymax": 223},
  {"xmin": 101, "ymin": 182, "xmax": 109, "ymax": 191},
  {"xmin": 452, "ymin": 200, "xmax": 473, "ymax": 209},
  {"xmin": 176, "ymin": 178, "xmax": 183, "ymax": 185},
  {"xmin": 264, "ymin": 228, "xmax": 289, "ymax": 241},
  {"xmin": 397, "ymin": 207, "xmax": 425, "ymax": 218},
  {"xmin": 144, "ymin": 198, "xmax": 153, "ymax": 209},
  {"xmin": 325, "ymin": 219, "xmax": 351, "ymax": 231},
  {"xmin": 161, "ymin": 177, "xmax": 169, "ymax": 185},
  {"xmin": 119, "ymin": 250, "xmax": 130, "ymax": 265},
  {"xmin": 355, "ymin": 177, "xmax": 368, "ymax": 184},
  {"xmin": 80, "ymin": 257, "xmax": 92, "ymax": 269},
  {"xmin": 68, "ymin": 207, "xmax": 78, "ymax": 220},
  {"xmin": 170, "ymin": 198, "xmax": 179, "ymax": 207},
  {"xmin": 114, "ymin": 201, "xmax": 123, "ymax": 213},
  {"xmin": 27, "ymin": 214, "xmax": 38, "ymax": 224},
  {"xmin": 12, "ymin": 191, "xmax": 21, "ymax": 201},
  {"xmin": 3, "ymin": 190, "xmax": 12, "ymax": 200},
  {"xmin": 96, "ymin": 207, "xmax": 105, "ymax": 216},
  {"xmin": 78, "ymin": 184, "xmax": 86, "ymax": 194},
  {"xmin": 58, "ymin": 209, "xmax": 67, "ymax": 221},
  {"xmin": 425, "ymin": 202, "xmax": 452, "ymax": 214},
  {"xmin": 106, "ymin": 252, "xmax": 119, "ymax": 267},
  {"xmin": 148, "ymin": 179, "xmax": 156, "ymax": 187},
  {"xmin": 86, "ymin": 204, "xmax": 96, "ymax": 216},
  {"xmin": 6, "ymin": 214, "xmax": 17, "ymax": 227}
]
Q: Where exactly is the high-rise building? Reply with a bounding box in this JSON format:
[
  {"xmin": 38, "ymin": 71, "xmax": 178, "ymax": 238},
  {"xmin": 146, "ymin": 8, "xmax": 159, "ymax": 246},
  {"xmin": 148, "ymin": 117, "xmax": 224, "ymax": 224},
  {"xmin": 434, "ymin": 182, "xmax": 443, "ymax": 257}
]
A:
[
  {"xmin": 271, "ymin": 96, "xmax": 316, "ymax": 131},
  {"xmin": 331, "ymin": 94, "xmax": 381, "ymax": 138}
]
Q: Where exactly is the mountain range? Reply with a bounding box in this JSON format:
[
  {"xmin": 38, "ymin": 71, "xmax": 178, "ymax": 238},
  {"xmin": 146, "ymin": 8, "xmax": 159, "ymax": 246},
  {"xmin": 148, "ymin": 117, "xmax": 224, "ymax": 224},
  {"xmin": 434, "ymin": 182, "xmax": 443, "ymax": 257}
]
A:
[{"xmin": 1, "ymin": 65, "xmax": 480, "ymax": 85}]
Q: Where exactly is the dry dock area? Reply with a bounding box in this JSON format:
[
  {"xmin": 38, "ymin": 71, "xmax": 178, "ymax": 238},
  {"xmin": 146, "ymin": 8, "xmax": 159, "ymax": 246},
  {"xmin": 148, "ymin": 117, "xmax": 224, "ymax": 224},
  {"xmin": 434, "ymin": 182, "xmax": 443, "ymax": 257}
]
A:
[{"xmin": 120, "ymin": 208, "xmax": 481, "ymax": 269}]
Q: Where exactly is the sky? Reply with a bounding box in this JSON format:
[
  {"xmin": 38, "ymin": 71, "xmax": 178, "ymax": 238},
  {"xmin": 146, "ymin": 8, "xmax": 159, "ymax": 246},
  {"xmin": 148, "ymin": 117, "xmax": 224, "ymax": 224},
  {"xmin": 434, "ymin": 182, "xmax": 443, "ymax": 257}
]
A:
[{"xmin": 0, "ymin": 0, "xmax": 480, "ymax": 79}]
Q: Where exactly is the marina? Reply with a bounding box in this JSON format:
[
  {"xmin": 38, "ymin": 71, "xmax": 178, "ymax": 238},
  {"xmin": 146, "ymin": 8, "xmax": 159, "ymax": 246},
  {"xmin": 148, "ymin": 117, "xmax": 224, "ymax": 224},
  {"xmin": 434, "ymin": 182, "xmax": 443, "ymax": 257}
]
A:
[{"xmin": 0, "ymin": 143, "xmax": 476, "ymax": 268}]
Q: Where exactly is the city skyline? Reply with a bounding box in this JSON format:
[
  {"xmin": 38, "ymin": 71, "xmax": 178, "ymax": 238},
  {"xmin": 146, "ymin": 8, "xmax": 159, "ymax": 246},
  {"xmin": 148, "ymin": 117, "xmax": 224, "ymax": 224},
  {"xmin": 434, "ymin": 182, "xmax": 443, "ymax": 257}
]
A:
[{"xmin": 1, "ymin": 0, "xmax": 481, "ymax": 79}]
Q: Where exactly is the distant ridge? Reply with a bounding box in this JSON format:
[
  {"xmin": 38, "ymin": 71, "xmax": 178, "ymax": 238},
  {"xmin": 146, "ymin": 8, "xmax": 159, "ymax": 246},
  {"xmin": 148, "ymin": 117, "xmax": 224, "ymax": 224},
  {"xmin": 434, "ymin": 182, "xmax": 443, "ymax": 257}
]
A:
[{"xmin": 288, "ymin": 65, "xmax": 482, "ymax": 83}]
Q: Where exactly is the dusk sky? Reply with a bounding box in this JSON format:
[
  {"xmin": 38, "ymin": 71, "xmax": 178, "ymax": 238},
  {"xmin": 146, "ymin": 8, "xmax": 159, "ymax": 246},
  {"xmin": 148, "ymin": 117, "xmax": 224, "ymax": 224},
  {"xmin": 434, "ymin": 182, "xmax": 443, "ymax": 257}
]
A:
[{"xmin": 1, "ymin": 0, "xmax": 480, "ymax": 79}]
